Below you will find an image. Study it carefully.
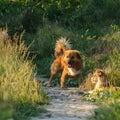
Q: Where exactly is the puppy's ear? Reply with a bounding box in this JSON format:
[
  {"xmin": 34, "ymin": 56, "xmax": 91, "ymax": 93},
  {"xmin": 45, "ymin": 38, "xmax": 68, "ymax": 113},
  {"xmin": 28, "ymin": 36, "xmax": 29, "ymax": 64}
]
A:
[
  {"xmin": 98, "ymin": 70, "xmax": 104, "ymax": 77},
  {"xmin": 76, "ymin": 52, "xmax": 81, "ymax": 59}
]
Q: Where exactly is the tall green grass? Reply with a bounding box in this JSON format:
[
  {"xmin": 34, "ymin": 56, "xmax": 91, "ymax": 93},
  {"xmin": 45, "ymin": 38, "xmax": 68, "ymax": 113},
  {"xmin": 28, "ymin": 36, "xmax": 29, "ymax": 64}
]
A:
[
  {"xmin": 99, "ymin": 29, "xmax": 120, "ymax": 85},
  {"xmin": 0, "ymin": 30, "xmax": 49, "ymax": 119}
]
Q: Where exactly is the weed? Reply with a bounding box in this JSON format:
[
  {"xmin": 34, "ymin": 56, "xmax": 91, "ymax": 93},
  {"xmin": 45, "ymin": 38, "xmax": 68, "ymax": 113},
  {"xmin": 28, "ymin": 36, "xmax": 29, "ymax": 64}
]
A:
[{"xmin": 90, "ymin": 92, "xmax": 120, "ymax": 120}]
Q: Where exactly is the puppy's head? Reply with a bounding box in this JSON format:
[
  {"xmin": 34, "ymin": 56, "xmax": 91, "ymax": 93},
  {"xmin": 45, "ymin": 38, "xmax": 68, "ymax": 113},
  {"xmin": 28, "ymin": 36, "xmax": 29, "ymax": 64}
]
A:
[
  {"xmin": 91, "ymin": 69, "xmax": 105, "ymax": 83},
  {"xmin": 63, "ymin": 50, "xmax": 81, "ymax": 68}
]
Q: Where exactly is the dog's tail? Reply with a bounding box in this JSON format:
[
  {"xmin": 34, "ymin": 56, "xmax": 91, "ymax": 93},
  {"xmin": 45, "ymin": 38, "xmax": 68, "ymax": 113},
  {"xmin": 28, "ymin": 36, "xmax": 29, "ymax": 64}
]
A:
[{"xmin": 55, "ymin": 37, "xmax": 72, "ymax": 57}]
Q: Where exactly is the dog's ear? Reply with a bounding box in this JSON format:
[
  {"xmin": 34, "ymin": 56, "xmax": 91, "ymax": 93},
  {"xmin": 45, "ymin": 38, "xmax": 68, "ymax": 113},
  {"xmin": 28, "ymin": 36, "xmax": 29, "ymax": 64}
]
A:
[
  {"xmin": 98, "ymin": 70, "xmax": 104, "ymax": 77},
  {"xmin": 76, "ymin": 52, "xmax": 81, "ymax": 59}
]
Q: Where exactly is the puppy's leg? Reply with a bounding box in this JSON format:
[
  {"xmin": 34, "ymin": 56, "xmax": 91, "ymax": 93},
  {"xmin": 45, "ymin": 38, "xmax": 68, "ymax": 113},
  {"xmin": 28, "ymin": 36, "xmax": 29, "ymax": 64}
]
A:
[
  {"xmin": 60, "ymin": 70, "xmax": 67, "ymax": 88},
  {"xmin": 49, "ymin": 73, "xmax": 56, "ymax": 86}
]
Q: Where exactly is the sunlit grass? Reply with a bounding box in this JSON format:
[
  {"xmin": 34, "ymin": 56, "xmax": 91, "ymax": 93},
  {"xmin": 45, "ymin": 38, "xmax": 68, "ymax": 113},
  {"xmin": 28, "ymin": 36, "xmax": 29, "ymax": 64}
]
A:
[{"xmin": 0, "ymin": 30, "xmax": 49, "ymax": 119}]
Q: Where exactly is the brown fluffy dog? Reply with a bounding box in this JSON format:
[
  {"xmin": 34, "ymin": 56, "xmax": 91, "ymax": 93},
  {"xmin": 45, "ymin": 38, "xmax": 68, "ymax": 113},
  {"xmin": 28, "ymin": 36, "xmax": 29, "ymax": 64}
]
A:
[
  {"xmin": 91, "ymin": 69, "xmax": 109, "ymax": 91},
  {"xmin": 49, "ymin": 37, "xmax": 82, "ymax": 88}
]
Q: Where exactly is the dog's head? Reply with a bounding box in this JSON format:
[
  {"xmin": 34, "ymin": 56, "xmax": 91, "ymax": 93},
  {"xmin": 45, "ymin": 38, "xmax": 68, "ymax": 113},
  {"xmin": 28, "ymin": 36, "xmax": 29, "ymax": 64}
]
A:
[
  {"xmin": 91, "ymin": 69, "xmax": 106, "ymax": 83},
  {"xmin": 63, "ymin": 50, "xmax": 81, "ymax": 68}
]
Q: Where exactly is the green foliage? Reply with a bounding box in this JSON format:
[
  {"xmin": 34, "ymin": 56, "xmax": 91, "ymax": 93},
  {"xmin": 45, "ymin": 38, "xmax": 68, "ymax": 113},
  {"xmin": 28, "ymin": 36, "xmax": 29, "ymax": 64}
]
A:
[
  {"xmin": 92, "ymin": 102, "xmax": 120, "ymax": 120},
  {"xmin": 35, "ymin": 56, "xmax": 53, "ymax": 77},
  {"xmin": 82, "ymin": 90, "xmax": 110, "ymax": 102},
  {"xmin": 83, "ymin": 87, "xmax": 120, "ymax": 102},
  {"xmin": 0, "ymin": 0, "xmax": 44, "ymax": 33},
  {"xmin": 1, "ymin": 0, "xmax": 120, "ymax": 34},
  {"xmin": 91, "ymin": 96, "xmax": 120, "ymax": 120},
  {"xmin": 13, "ymin": 103, "xmax": 47, "ymax": 120},
  {"xmin": 0, "ymin": 99, "xmax": 13, "ymax": 120},
  {"xmin": 0, "ymin": 1, "xmax": 25, "ymax": 33},
  {"xmin": 83, "ymin": 89, "xmax": 120, "ymax": 120},
  {"xmin": 39, "ymin": 0, "xmax": 120, "ymax": 27},
  {"xmin": 30, "ymin": 23, "xmax": 76, "ymax": 57},
  {"xmin": 107, "ymin": 50, "xmax": 120, "ymax": 86},
  {"xmin": 99, "ymin": 29, "xmax": 120, "ymax": 85}
]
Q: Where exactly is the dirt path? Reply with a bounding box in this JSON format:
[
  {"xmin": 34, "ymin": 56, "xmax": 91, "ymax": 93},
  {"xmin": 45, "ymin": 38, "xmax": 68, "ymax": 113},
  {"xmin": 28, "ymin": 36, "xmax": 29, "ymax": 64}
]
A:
[{"xmin": 31, "ymin": 83, "xmax": 97, "ymax": 120}]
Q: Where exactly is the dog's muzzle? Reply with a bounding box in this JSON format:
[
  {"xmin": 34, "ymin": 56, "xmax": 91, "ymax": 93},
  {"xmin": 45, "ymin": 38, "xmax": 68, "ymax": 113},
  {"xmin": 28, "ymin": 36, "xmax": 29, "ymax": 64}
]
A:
[{"xmin": 68, "ymin": 60, "xmax": 73, "ymax": 68}]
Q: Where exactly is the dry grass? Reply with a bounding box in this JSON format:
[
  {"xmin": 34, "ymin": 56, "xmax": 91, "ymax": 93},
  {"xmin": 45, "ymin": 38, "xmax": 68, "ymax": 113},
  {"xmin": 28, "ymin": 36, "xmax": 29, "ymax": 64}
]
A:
[{"xmin": 0, "ymin": 29, "xmax": 49, "ymax": 119}]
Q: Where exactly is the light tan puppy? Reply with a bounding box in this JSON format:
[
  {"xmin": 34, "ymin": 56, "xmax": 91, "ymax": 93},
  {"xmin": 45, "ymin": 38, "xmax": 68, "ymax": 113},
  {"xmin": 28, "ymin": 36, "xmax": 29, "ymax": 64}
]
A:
[
  {"xmin": 49, "ymin": 37, "xmax": 82, "ymax": 88},
  {"xmin": 91, "ymin": 69, "xmax": 109, "ymax": 91}
]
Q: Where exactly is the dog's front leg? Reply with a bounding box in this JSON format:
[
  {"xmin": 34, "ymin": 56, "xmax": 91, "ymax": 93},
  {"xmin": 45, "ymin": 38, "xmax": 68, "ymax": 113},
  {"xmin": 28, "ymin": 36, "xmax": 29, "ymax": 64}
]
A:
[{"xmin": 60, "ymin": 70, "xmax": 68, "ymax": 88}]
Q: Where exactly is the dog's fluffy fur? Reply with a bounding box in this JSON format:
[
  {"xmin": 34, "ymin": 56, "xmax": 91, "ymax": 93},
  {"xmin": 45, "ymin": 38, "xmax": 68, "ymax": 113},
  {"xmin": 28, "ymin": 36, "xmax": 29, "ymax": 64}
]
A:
[
  {"xmin": 91, "ymin": 69, "xmax": 109, "ymax": 91},
  {"xmin": 49, "ymin": 37, "xmax": 82, "ymax": 88}
]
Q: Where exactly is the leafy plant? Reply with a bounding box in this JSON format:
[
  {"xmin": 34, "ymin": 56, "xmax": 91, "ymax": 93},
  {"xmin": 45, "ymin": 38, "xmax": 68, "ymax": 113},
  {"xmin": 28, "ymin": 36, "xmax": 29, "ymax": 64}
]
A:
[
  {"xmin": 90, "ymin": 93, "xmax": 120, "ymax": 120},
  {"xmin": 82, "ymin": 90, "xmax": 110, "ymax": 102}
]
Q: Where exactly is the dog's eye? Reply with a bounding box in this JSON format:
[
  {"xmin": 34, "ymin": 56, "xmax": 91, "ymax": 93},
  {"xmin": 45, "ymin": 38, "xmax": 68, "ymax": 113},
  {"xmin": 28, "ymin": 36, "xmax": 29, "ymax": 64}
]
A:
[{"xmin": 71, "ymin": 56, "xmax": 74, "ymax": 59}]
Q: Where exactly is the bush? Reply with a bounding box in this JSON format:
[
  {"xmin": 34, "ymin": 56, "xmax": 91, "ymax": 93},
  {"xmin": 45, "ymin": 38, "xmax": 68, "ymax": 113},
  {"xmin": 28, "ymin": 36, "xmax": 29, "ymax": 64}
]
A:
[
  {"xmin": 0, "ymin": 0, "xmax": 44, "ymax": 34},
  {"xmin": 1, "ymin": 0, "xmax": 120, "ymax": 34},
  {"xmin": 40, "ymin": 0, "xmax": 120, "ymax": 27},
  {"xmin": 0, "ymin": 1, "xmax": 25, "ymax": 34}
]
